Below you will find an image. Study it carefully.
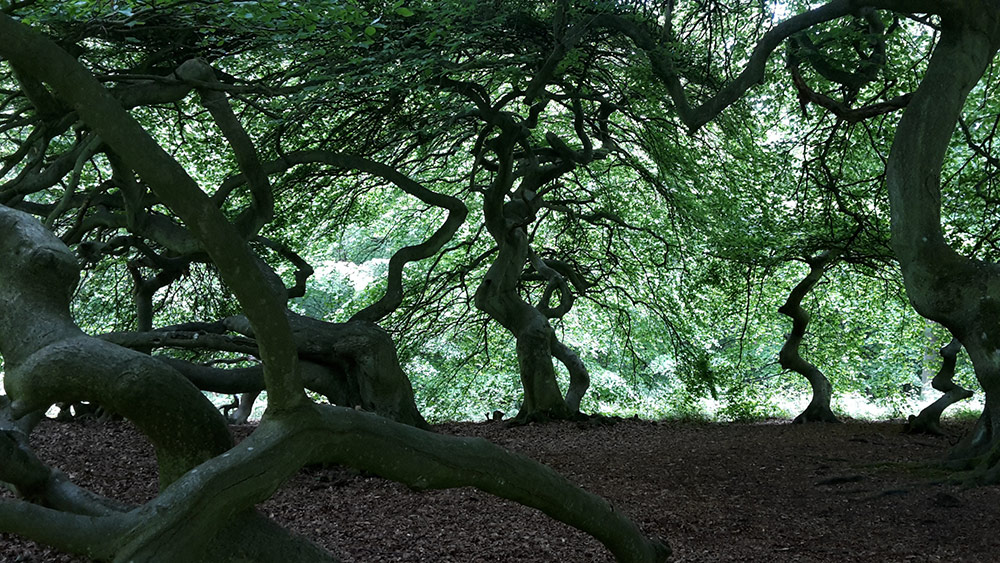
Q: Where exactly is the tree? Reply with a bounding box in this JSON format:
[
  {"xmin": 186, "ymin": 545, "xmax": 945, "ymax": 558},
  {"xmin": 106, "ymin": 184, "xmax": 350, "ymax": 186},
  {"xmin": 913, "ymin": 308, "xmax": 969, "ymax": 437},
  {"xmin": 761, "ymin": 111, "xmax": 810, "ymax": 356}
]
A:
[
  {"xmin": 0, "ymin": 3, "xmax": 668, "ymax": 561},
  {"xmin": 305, "ymin": 0, "xmax": 694, "ymax": 423},
  {"xmin": 881, "ymin": 1, "xmax": 1000, "ymax": 479},
  {"xmin": 622, "ymin": 0, "xmax": 1000, "ymax": 471},
  {"xmin": 4, "ymin": 0, "xmax": 1000, "ymax": 557}
]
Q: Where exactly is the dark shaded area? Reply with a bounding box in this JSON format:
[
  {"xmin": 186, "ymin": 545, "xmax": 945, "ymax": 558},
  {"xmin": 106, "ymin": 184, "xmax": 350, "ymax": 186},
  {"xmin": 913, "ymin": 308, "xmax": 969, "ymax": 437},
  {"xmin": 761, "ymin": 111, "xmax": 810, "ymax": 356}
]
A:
[{"xmin": 4, "ymin": 417, "xmax": 999, "ymax": 562}]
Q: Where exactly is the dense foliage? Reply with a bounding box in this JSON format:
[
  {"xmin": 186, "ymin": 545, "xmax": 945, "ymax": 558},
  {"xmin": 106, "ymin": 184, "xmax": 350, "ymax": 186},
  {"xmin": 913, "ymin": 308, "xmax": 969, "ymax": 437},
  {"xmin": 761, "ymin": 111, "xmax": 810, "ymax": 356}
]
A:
[
  {"xmin": 3, "ymin": 0, "xmax": 982, "ymax": 422},
  {"xmin": 2, "ymin": 0, "xmax": 1000, "ymax": 560}
]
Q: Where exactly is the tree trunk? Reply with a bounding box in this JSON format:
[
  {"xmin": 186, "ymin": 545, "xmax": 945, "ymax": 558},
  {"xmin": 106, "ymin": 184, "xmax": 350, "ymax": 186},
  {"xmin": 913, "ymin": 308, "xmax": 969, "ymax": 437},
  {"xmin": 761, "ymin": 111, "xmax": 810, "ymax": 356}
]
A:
[
  {"xmin": 905, "ymin": 338, "xmax": 973, "ymax": 436},
  {"xmin": 777, "ymin": 252, "xmax": 841, "ymax": 424},
  {"xmin": 0, "ymin": 15, "xmax": 665, "ymax": 561},
  {"xmin": 945, "ymin": 342, "xmax": 1000, "ymax": 470},
  {"xmin": 882, "ymin": 5, "xmax": 1000, "ymax": 478},
  {"xmin": 475, "ymin": 230, "xmax": 574, "ymax": 422},
  {"xmin": 112, "ymin": 316, "xmax": 430, "ymax": 428},
  {"xmin": 231, "ymin": 391, "xmax": 260, "ymax": 424},
  {"xmin": 552, "ymin": 338, "xmax": 591, "ymax": 412},
  {"xmin": 107, "ymin": 405, "xmax": 669, "ymax": 562},
  {"xmin": 918, "ymin": 321, "xmax": 940, "ymax": 396},
  {"xmin": 0, "ymin": 206, "xmax": 232, "ymax": 488},
  {"xmin": 224, "ymin": 313, "xmax": 429, "ymax": 428}
]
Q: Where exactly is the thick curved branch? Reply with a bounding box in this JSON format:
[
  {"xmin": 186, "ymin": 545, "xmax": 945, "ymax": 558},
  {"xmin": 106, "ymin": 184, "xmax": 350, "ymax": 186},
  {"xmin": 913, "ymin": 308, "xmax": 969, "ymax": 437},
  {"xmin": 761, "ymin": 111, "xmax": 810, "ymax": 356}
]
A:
[
  {"xmin": 0, "ymin": 205, "xmax": 233, "ymax": 487},
  {"xmin": 114, "ymin": 405, "xmax": 669, "ymax": 563},
  {"xmin": 524, "ymin": 21, "xmax": 591, "ymax": 104},
  {"xmin": 595, "ymin": 0, "xmax": 944, "ymax": 132},
  {"xmin": 788, "ymin": 56, "xmax": 911, "ymax": 122},
  {"xmin": 155, "ymin": 357, "xmax": 264, "ymax": 395},
  {"xmin": 0, "ymin": 133, "xmax": 93, "ymax": 201},
  {"xmin": 529, "ymin": 249, "xmax": 574, "ymax": 319},
  {"xmin": 0, "ymin": 426, "xmax": 126, "ymax": 517},
  {"xmin": 100, "ymin": 330, "xmax": 259, "ymax": 356},
  {"xmin": 788, "ymin": 8, "xmax": 888, "ymax": 92},
  {"xmin": 254, "ymin": 235, "xmax": 314, "ymax": 300},
  {"xmin": 217, "ymin": 148, "xmax": 468, "ymax": 323},
  {"xmin": 551, "ymin": 339, "xmax": 590, "ymax": 413},
  {"xmin": 7, "ymin": 338, "xmax": 235, "ymax": 487},
  {"xmin": 0, "ymin": 499, "xmax": 125, "ymax": 559},
  {"xmin": 128, "ymin": 262, "xmax": 185, "ymax": 334},
  {"xmin": 10, "ymin": 62, "xmax": 64, "ymax": 119},
  {"xmin": 158, "ymin": 357, "xmax": 347, "ymax": 409},
  {"xmin": 0, "ymin": 13, "xmax": 305, "ymax": 410}
]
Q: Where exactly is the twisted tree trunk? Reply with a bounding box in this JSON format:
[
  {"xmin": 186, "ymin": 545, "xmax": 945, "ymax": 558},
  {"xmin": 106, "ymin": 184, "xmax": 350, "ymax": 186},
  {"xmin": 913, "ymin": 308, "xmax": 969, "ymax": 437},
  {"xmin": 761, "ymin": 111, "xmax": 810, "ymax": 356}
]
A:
[
  {"xmin": 226, "ymin": 313, "xmax": 429, "ymax": 428},
  {"xmin": 104, "ymin": 316, "xmax": 430, "ymax": 428},
  {"xmin": 0, "ymin": 13, "xmax": 667, "ymax": 561},
  {"xmin": 880, "ymin": 4, "xmax": 1000, "ymax": 479},
  {"xmin": 778, "ymin": 252, "xmax": 841, "ymax": 424},
  {"xmin": 0, "ymin": 206, "xmax": 232, "ymax": 488},
  {"xmin": 905, "ymin": 337, "xmax": 973, "ymax": 436},
  {"xmin": 475, "ymin": 231, "xmax": 575, "ymax": 422}
]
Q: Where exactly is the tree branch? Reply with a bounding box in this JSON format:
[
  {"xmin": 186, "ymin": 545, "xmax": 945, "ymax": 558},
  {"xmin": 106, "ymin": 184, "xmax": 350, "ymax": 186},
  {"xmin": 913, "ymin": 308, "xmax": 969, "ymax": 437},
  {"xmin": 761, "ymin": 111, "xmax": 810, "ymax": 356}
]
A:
[{"xmin": 0, "ymin": 13, "xmax": 306, "ymax": 410}]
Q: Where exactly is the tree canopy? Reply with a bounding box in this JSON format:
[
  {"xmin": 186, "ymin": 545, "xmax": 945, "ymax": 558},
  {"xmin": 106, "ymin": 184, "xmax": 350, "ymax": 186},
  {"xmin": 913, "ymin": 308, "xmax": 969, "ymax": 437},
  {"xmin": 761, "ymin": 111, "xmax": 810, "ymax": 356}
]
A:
[{"xmin": 2, "ymin": 0, "xmax": 1000, "ymax": 560}]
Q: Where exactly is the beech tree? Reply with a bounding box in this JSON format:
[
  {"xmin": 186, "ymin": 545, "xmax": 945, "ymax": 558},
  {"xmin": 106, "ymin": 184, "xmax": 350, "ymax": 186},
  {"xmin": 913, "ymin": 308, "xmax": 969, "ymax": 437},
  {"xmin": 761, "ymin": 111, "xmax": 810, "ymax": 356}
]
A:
[
  {"xmin": 577, "ymin": 0, "xmax": 1000, "ymax": 459},
  {"xmin": 4, "ymin": 0, "xmax": 1000, "ymax": 559},
  {"xmin": 881, "ymin": 2, "xmax": 1000, "ymax": 478},
  {"xmin": 905, "ymin": 338, "xmax": 974, "ymax": 435},
  {"xmin": 312, "ymin": 1, "xmax": 689, "ymax": 422},
  {"xmin": 0, "ymin": 1, "xmax": 669, "ymax": 560}
]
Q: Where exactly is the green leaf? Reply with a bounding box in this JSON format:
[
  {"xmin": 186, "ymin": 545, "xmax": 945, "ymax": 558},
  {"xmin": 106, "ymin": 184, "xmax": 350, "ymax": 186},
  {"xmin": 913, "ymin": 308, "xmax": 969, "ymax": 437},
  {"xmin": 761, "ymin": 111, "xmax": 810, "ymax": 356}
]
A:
[
  {"xmin": 395, "ymin": 7, "xmax": 414, "ymax": 17},
  {"xmin": 364, "ymin": 26, "xmax": 377, "ymax": 36}
]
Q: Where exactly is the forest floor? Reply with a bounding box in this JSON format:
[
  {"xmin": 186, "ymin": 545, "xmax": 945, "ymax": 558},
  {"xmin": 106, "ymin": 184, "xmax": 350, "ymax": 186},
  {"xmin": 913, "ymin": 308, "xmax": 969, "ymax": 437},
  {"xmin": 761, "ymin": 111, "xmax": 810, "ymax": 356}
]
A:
[{"xmin": 3, "ymin": 415, "xmax": 999, "ymax": 562}]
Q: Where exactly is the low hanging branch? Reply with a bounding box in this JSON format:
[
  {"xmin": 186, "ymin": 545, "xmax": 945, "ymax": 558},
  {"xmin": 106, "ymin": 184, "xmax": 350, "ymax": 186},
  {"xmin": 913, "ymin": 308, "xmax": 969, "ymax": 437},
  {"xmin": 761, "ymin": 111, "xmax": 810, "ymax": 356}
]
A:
[
  {"xmin": 905, "ymin": 337, "xmax": 973, "ymax": 435},
  {"xmin": 100, "ymin": 330, "xmax": 259, "ymax": 356},
  {"xmin": 107, "ymin": 405, "xmax": 671, "ymax": 563},
  {"xmin": 254, "ymin": 235, "xmax": 314, "ymax": 299},
  {"xmin": 215, "ymin": 149, "xmax": 469, "ymax": 323},
  {"xmin": 102, "ymin": 317, "xmax": 429, "ymax": 429},
  {"xmin": 0, "ymin": 419, "xmax": 126, "ymax": 517},
  {"xmin": 0, "ymin": 13, "xmax": 307, "ymax": 409},
  {"xmin": 778, "ymin": 251, "xmax": 841, "ymax": 424}
]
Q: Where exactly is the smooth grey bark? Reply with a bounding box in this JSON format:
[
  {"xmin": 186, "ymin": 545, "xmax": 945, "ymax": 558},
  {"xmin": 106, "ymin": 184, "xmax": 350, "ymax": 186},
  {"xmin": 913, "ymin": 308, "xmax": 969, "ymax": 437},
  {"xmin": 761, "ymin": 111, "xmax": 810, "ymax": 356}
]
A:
[
  {"xmin": 107, "ymin": 404, "xmax": 669, "ymax": 563},
  {"xmin": 469, "ymin": 102, "xmax": 598, "ymax": 423},
  {"xmin": 905, "ymin": 338, "xmax": 974, "ymax": 436},
  {"xmin": 880, "ymin": 4, "xmax": 1000, "ymax": 476},
  {"xmin": 174, "ymin": 59, "xmax": 274, "ymax": 239},
  {"xmin": 0, "ymin": 15, "xmax": 666, "ymax": 562},
  {"xmin": 0, "ymin": 13, "xmax": 307, "ymax": 410},
  {"xmin": 224, "ymin": 313, "xmax": 429, "ymax": 428},
  {"xmin": 111, "ymin": 321, "xmax": 428, "ymax": 427},
  {"xmin": 0, "ymin": 205, "xmax": 232, "ymax": 487},
  {"xmin": 778, "ymin": 252, "xmax": 841, "ymax": 424},
  {"xmin": 531, "ymin": 251, "xmax": 592, "ymax": 413},
  {"xmin": 1, "ymin": 405, "xmax": 671, "ymax": 562},
  {"xmin": 552, "ymin": 339, "xmax": 590, "ymax": 413},
  {"xmin": 0, "ymin": 413, "xmax": 126, "ymax": 517},
  {"xmin": 476, "ymin": 227, "xmax": 576, "ymax": 422},
  {"xmin": 229, "ymin": 391, "xmax": 260, "ymax": 424},
  {"xmin": 0, "ymin": 395, "xmax": 41, "ymax": 435}
]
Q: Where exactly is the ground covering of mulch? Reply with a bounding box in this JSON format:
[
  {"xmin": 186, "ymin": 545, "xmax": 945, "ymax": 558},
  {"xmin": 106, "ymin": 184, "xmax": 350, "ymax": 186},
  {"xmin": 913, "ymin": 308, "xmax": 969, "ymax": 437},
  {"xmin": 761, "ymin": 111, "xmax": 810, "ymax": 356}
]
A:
[{"xmin": 3, "ymin": 415, "xmax": 999, "ymax": 562}]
